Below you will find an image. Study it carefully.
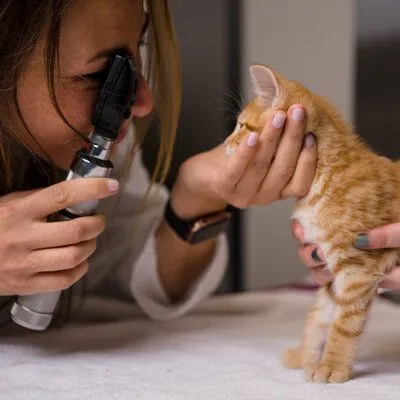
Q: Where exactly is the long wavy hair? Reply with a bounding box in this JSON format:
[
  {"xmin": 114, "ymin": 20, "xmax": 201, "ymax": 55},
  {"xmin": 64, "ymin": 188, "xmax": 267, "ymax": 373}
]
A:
[{"xmin": 0, "ymin": 0, "xmax": 181, "ymax": 327}]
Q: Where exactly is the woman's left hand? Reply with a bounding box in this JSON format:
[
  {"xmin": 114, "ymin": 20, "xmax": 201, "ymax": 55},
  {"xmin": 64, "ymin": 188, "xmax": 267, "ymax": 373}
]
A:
[
  {"xmin": 357, "ymin": 223, "xmax": 400, "ymax": 289},
  {"xmin": 171, "ymin": 105, "xmax": 317, "ymax": 218},
  {"xmin": 294, "ymin": 221, "xmax": 400, "ymax": 289}
]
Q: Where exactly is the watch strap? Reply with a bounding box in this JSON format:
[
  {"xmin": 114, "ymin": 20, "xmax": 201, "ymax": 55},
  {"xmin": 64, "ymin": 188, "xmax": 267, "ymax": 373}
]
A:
[
  {"xmin": 164, "ymin": 199, "xmax": 231, "ymax": 243},
  {"xmin": 164, "ymin": 199, "xmax": 193, "ymax": 241}
]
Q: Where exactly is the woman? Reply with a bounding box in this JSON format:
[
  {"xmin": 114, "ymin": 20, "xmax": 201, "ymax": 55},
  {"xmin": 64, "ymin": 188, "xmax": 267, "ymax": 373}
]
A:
[{"xmin": 0, "ymin": 0, "xmax": 394, "ymax": 329}]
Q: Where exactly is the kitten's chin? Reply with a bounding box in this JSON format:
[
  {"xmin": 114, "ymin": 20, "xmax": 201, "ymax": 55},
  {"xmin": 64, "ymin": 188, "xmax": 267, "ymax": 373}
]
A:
[{"xmin": 225, "ymin": 145, "xmax": 236, "ymax": 157}]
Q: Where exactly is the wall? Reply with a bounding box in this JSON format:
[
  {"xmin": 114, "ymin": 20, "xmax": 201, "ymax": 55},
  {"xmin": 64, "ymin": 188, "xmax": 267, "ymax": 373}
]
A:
[
  {"xmin": 242, "ymin": 0, "xmax": 357, "ymax": 289},
  {"xmin": 356, "ymin": 0, "xmax": 400, "ymax": 160}
]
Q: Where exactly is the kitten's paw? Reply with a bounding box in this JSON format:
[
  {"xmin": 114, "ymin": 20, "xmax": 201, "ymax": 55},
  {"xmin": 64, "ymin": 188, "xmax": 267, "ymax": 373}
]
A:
[
  {"xmin": 305, "ymin": 363, "xmax": 351, "ymax": 384},
  {"xmin": 281, "ymin": 347, "xmax": 304, "ymax": 369}
]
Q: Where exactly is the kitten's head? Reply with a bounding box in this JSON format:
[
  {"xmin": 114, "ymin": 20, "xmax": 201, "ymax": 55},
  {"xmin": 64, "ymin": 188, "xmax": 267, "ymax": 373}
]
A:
[{"xmin": 225, "ymin": 64, "xmax": 341, "ymax": 154}]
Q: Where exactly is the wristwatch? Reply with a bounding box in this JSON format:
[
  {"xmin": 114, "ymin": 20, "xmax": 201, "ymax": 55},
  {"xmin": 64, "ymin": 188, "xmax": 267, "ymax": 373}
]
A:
[{"xmin": 164, "ymin": 199, "xmax": 232, "ymax": 244}]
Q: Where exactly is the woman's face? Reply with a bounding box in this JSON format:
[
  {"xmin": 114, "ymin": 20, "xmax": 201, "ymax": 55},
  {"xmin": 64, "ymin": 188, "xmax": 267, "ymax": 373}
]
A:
[{"xmin": 17, "ymin": 0, "xmax": 153, "ymax": 170}]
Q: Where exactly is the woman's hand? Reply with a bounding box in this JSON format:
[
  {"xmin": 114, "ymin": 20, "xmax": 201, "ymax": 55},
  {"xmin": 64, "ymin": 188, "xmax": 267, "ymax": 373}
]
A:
[
  {"xmin": 172, "ymin": 104, "xmax": 317, "ymax": 219},
  {"xmin": 0, "ymin": 178, "xmax": 119, "ymax": 296},
  {"xmin": 293, "ymin": 221, "xmax": 400, "ymax": 288},
  {"xmin": 159, "ymin": 104, "xmax": 317, "ymax": 302}
]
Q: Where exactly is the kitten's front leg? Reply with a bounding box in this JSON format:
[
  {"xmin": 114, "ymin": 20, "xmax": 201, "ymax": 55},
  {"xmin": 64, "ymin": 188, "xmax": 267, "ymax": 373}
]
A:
[
  {"xmin": 281, "ymin": 287, "xmax": 334, "ymax": 370},
  {"xmin": 308, "ymin": 268, "xmax": 378, "ymax": 384}
]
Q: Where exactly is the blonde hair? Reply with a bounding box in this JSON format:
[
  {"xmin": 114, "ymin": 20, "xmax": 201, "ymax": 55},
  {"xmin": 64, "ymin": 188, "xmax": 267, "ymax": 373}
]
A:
[
  {"xmin": 0, "ymin": 0, "xmax": 181, "ymax": 195},
  {"xmin": 133, "ymin": 0, "xmax": 181, "ymax": 184},
  {"xmin": 0, "ymin": 0, "xmax": 181, "ymax": 327}
]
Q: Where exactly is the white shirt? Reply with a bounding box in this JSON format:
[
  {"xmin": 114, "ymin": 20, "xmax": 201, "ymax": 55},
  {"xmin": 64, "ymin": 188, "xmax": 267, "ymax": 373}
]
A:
[{"xmin": 86, "ymin": 126, "xmax": 228, "ymax": 320}]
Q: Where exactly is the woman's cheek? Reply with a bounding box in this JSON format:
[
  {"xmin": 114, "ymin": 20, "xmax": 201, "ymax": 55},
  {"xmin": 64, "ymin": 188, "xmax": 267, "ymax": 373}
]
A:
[{"xmin": 56, "ymin": 85, "xmax": 96, "ymax": 134}]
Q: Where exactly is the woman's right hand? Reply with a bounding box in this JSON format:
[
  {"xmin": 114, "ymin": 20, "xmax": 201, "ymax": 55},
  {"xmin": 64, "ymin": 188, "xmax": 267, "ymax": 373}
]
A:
[{"xmin": 0, "ymin": 178, "xmax": 119, "ymax": 296}]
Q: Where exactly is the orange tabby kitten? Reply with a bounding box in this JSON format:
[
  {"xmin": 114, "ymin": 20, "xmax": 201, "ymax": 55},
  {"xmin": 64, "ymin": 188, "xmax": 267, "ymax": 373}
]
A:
[{"xmin": 225, "ymin": 65, "xmax": 400, "ymax": 383}]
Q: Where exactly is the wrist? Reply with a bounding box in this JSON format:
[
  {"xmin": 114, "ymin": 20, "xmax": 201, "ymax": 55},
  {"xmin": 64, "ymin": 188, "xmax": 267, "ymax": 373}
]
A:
[{"xmin": 170, "ymin": 178, "xmax": 227, "ymax": 220}]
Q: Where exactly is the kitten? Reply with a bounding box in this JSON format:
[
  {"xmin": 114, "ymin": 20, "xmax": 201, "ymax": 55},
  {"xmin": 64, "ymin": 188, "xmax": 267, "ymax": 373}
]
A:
[{"xmin": 225, "ymin": 65, "xmax": 400, "ymax": 383}]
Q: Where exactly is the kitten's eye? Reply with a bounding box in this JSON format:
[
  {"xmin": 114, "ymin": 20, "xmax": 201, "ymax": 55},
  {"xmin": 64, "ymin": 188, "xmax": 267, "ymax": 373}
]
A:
[{"xmin": 233, "ymin": 122, "xmax": 243, "ymax": 135}]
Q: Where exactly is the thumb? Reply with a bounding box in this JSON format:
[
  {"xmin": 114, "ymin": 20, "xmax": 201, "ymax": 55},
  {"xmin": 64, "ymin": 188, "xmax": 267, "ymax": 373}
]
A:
[{"xmin": 355, "ymin": 222, "xmax": 400, "ymax": 249}]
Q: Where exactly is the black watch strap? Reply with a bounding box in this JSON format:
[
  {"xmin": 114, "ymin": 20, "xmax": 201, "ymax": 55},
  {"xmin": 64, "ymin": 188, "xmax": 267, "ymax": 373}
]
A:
[
  {"xmin": 164, "ymin": 199, "xmax": 193, "ymax": 241},
  {"xmin": 164, "ymin": 199, "xmax": 232, "ymax": 243}
]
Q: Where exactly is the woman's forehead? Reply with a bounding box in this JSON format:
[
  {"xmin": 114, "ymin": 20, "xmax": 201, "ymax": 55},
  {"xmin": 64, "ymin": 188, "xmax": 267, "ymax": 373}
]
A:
[{"xmin": 58, "ymin": 0, "xmax": 145, "ymax": 71}]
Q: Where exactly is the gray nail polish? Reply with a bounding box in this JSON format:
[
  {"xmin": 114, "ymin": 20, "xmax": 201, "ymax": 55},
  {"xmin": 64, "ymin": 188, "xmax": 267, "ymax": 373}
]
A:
[
  {"xmin": 354, "ymin": 234, "xmax": 370, "ymax": 249},
  {"xmin": 311, "ymin": 248, "xmax": 322, "ymax": 263}
]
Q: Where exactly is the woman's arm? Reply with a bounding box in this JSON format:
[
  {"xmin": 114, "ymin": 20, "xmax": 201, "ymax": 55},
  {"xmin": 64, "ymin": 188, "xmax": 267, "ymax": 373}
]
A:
[
  {"xmin": 155, "ymin": 183, "xmax": 226, "ymax": 302},
  {"xmin": 156, "ymin": 105, "xmax": 317, "ymax": 302}
]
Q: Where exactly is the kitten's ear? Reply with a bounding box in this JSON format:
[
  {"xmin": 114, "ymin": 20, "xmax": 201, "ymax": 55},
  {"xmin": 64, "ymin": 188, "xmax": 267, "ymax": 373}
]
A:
[{"xmin": 249, "ymin": 64, "xmax": 280, "ymax": 106}]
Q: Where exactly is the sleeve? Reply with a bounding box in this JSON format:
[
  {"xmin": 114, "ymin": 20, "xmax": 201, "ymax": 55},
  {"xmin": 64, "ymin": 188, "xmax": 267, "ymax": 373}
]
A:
[
  {"xmin": 130, "ymin": 229, "xmax": 229, "ymax": 321},
  {"xmin": 90, "ymin": 130, "xmax": 228, "ymax": 320}
]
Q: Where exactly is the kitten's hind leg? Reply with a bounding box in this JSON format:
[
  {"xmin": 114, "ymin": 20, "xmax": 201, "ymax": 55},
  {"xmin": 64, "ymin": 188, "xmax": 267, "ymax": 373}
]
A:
[
  {"xmin": 307, "ymin": 268, "xmax": 378, "ymax": 384},
  {"xmin": 281, "ymin": 287, "xmax": 334, "ymax": 370}
]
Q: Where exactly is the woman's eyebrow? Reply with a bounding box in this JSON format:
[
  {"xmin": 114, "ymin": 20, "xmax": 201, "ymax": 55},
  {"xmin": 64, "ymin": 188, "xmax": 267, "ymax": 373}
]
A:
[
  {"xmin": 87, "ymin": 13, "xmax": 149, "ymax": 64},
  {"xmin": 88, "ymin": 46, "xmax": 133, "ymax": 63}
]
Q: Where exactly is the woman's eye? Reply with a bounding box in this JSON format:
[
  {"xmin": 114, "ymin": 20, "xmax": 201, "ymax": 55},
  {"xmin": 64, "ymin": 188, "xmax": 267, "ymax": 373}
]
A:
[
  {"xmin": 138, "ymin": 38, "xmax": 148, "ymax": 47},
  {"xmin": 83, "ymin": 68, "xmax": 109, "ymax": 84}
]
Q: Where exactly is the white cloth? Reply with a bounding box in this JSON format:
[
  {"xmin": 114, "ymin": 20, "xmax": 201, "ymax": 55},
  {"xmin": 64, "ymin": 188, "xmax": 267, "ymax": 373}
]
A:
[
  {"xmin": 86, "ymin": 126, "xmax": 228, "ymax": 320},
  {"xmin": 1, "ymin": 289, "xmax": 399, "ymax": 399}
]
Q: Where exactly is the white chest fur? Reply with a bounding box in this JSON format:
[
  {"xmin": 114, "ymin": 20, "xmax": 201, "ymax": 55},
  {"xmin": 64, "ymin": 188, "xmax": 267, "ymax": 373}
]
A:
[
  {"xmin": 291, "ymin": 177, "xmax": 325, "ymax": 245},
  {"xmin": 291, "ymin": 174, "xmax": 347, "ymax": 271}
]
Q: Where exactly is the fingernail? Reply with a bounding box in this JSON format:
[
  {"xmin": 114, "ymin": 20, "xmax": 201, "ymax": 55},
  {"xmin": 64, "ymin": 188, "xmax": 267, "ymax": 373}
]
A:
[
  {"xmin": 272, "ymin": 113, "xmax": 286, "ymax": 129},
  {"xmin": 108, "ymin": 179, "xmax": 119, "ymax": 192},
  {"xmin": 304, "ymin": 133, "xmax": 316, "ymax": 148},
  {"xmin": 247, "ymin": 132, "xmax": 258, "ymax": 147},
  {"xmin": 311, "ymin": 248, "xmax": 322, "ymax": 263},
  {"xmin": 354, "ymin": 234, "xmax": 370, "ymax": 249},
  {"xmin": 292, "ymin": 107, "xmax": 304, "ymax": 121}
]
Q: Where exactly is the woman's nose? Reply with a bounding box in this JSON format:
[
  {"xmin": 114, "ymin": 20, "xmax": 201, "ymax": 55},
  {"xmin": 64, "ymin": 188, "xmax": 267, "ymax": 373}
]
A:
[{"xmin": 131, "ymin": 74, "xmax": 153, "ymax": 118}]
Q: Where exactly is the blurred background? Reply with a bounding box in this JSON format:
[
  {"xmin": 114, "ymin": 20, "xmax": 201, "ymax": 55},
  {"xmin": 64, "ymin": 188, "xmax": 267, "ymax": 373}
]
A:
[{"xmin": 143, "ymin": 0, "xmax": 399, "ymax": 293}]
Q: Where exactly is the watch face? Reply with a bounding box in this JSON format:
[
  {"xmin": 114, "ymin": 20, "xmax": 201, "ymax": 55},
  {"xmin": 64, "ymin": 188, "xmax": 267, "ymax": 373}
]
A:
[{"xmin": 190, "ymin": 219, "xmax": 231, "ymax": 244}]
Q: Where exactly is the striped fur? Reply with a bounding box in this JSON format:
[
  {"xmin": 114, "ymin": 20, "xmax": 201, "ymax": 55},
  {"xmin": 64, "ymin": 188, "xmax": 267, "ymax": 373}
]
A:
[{"xmin": 225, "ymin": 65, "xmax": 400, "ymax": 383}]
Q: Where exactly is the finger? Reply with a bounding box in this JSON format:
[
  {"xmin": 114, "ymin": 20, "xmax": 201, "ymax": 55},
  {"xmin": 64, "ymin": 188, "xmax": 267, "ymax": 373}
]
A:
[
  {"xmin": 234, "ymin": 111, "xmax": 286, "ymax": 200},
  {"xmin": 311, "ymin": 267, "xmax": 333, "ymax": 286},
  {"xmin": 23, "ymin": 261, "xmax": 89, "ymax": 294},
  {"xmin": 222, "ymin": 131, "xmax": 260, "ymax": 194},
  {"xmin": 298, "ymin": 244, "xmax": 325, "ymax": 267},
  {"xmin": 355, "ymin": 222, "xmax": 400, "ymax": 250},
  {"xmin": 0, "ymin": 189, "xmax": 39, "ymax": 205},
  {"xmin": 28, "ymin": 239, "xmax": 97, "ymax": 274},
  {"xmin": 291, "ymin": 219, "xmax": 305, "ymax": 242},
  {"xmin": 379, "ymin": 266, "xmax": 400, "ymax": 290},
  {"xmin": 28, "ymin": 215, "xmax": 105, "ymax": 250},
  {"xmin": 281, "ymin": 133, "xmax": 317, "ymax": 198},
  {"xmin": 258, "ymin": 105, "xmax": 306, "ymax": 198},
  {"xmin": 23, "ymin": 178, "xmax": 119, "ymax": 220}
]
